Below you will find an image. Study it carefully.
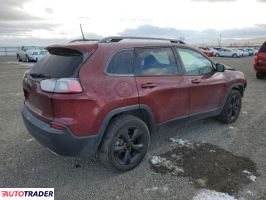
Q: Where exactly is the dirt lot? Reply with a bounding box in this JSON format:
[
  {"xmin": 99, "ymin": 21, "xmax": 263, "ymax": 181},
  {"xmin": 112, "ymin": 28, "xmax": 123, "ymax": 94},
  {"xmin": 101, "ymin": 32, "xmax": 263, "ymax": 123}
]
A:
[{"xmin": 0, "ymin": 56, "xmax": 266, "ymax": 200}]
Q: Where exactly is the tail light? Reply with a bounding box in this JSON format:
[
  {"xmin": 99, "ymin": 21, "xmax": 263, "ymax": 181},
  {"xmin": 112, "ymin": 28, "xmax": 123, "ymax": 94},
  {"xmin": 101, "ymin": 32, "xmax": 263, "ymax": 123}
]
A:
[
  {"xmin": 40, "ymin": 78, "xmax": 82, "ymax": 93},
  {"xmin": 254, "ymin": 53, "xmax": 263, "ymax": 65}
]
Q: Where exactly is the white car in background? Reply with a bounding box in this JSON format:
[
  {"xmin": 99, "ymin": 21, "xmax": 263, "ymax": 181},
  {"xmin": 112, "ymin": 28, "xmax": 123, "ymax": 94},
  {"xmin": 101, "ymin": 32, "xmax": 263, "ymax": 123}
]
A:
[
  {"xmin": 244, "ymin": 48, "xmax": 258, "ymax": 56},
  {"xmin": 17, "ymin": 46, "xmax": 48, "ymax": 62},
  {"xmin": 214, "ymin": 48, "xmax": 242, "ymax": 58},
  {"xmin": 230, "ymin": 48, "xmax": 244, "ymax": 57},
  {"xmin": 236, "ymin": 48, "xmax": 249, "ymax": 57}
]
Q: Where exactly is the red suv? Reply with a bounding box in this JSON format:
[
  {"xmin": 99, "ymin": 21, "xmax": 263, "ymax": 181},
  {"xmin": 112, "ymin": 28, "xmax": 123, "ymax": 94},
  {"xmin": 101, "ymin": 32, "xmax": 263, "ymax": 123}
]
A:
[
  {"xmin": 254, "ymin": 41, "xmax": 266, "ymax": 79},
  {"xmin": 22, "ymin": 37, "xmax": 247, "ymax": 171}
]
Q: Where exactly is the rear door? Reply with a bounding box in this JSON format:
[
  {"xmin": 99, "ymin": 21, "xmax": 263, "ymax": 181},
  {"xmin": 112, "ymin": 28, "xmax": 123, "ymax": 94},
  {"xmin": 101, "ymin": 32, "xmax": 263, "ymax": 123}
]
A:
[
  {"xmin": 134, "ymin": 47, "xmax": 189, "ymax": 124},
  {"xmin": 23, "ymin": 48, "xmax": 84, "ymax": 120},
  {"xmin": 175, "ymin": 47, "xmax": 226, "ymax": 114}
]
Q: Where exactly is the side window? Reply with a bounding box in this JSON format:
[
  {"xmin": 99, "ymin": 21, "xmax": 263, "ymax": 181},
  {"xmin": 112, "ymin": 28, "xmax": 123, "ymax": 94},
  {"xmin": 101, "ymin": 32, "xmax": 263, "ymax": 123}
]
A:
[
  {"xmin": 176, "ymin": 48, "xmax": 214, "ymax": 76},
  {"xmin": 106, "ymin": 50, "xmax": 134, "ymax": 75},
  {"xmin": 135, "ymin": 48, "xmax": 178, "ymax": 76}
]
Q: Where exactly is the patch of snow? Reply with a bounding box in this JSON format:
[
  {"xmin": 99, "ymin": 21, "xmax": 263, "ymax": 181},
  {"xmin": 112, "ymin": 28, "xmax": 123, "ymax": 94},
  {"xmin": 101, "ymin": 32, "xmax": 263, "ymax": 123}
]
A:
[
  {"xmin": 243, "ymin": 170, "xmax": 251, "ymax": 174},
  {"xmin": 193, "ymin": 189, "xmax": 237, "ymax": 200},
  {"xmin": 210, "ymin": 149, "xmax": 216, "ymax": 153},
  {"xmin": 229, "ymin": 126, "xmax": 235, "ymax": 129},
  {"xmin": 144, "ymin": 186, "xmax": 169, "ymax": 193},
  {"xmin": 246, "ymin": 190, "xmax": 253, "ymax": 195},
  {"xmin": 144, "ymin": 187, "xmax": 159, "ymax": 193},
  {"xmin": 150, "ymin": 156, "xmax": 162, "ymax": 165},
  {"xmin": 169, "ymin": 138, "xmax": 194, "ymax": 148},
  {"xmin": 248, "ymin": 175, "xmax": 256, "ymax": 182},
  {"xmin": 242, "ymin": 111, "xmax": 248, "ymax": 114},
  {"xmin": 26, "ymin": 138, "xmax": 34, "ymax": 143},
  {"xmin": 150, "ymin": 156, "xmax": 184, "ymax": 175},
  {"xmin": 243, "ymin": 170, "xmax": 256, "ymax": 182}
]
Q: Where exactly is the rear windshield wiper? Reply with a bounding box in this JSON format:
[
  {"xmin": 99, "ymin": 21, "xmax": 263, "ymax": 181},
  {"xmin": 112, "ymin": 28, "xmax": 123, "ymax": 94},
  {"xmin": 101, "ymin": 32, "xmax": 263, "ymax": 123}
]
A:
[{"xmin": 29, "ymin": 73, "xmax": 51, "ymax": 79}]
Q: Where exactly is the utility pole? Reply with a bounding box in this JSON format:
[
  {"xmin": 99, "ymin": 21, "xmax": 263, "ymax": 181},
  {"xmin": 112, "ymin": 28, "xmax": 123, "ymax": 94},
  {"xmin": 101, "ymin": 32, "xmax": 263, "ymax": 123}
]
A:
[
  {"xmin": 218, "ymin": 33, "xmax": 222, "ymax": 47},
  {"xmin": 80, "ymin": 24, "xmax": 85, "ymax": 40}
]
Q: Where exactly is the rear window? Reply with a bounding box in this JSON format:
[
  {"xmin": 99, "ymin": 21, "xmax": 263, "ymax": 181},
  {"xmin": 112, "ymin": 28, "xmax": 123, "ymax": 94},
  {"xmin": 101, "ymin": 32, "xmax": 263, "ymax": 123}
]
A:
[
  {"xmin": 260, "ymin": 42, "xmax": 266, "ymax": 53},
  {"xmin": 29, "ymin": 48, "xmax": 83, "ymax": 78}
]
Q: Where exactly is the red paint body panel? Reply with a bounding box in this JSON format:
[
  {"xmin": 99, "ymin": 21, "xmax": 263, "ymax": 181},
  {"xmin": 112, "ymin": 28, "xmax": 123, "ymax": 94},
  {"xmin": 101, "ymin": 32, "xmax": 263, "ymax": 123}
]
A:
[
  {"xmin": 23, "ymin": 79, "xmax": 53, "ymax": 121},
  {"xmin": 254, "ymin": 53, "xmax": 266, "ymax": 72},
  {"xmin": 135, "ymin": 76, "xmax": 189, "ymax": 123},
  {"xmin": 187, "ymin": 72, "xmax": 227, "ymax": 113}
]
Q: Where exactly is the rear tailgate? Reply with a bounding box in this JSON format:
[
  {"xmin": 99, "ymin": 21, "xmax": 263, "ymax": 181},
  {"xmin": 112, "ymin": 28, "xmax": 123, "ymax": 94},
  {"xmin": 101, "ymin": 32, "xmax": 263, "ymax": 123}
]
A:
[
  {"xmin": 22, "ymin": 47, "xmax": 87, "ymax": 121},
  {"xmin": 23, "ymin": 77, "xmax": 53, "ymax": 121}
]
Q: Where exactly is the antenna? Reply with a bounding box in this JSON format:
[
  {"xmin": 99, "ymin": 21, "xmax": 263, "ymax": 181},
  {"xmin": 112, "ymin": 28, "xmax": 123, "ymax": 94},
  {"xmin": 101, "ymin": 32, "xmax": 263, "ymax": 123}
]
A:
[{"xmin": 80, "ymin": 24, "xmax": 85, "ymax": 40}]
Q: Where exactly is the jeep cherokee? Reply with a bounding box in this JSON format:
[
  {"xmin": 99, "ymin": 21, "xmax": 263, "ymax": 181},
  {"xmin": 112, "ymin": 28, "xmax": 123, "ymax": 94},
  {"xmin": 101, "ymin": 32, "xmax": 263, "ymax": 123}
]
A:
[{"xmin": 21, "ymin": 36, "xmax": 247, "ymax": 171}]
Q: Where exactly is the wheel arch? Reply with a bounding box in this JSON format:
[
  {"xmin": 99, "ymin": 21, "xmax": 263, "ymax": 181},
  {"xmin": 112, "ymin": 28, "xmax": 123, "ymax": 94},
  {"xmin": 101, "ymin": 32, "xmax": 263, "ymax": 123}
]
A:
[
  {"xmin": 232, "ymin": 84, "xmax": 244, "ymax": 97},
  {"xmin": 96, "ymin": 104, "xmax": 156, "ymax": 150},
  {"xmin": 222, "ymin": 83, "xmax": 245, "ymax": 108}
]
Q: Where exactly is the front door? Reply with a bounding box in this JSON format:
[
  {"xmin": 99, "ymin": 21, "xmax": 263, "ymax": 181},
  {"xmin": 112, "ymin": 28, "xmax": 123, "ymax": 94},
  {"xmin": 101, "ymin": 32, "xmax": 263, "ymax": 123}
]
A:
[
  {"xmin": 134, "ymin": 47, "xmax": 190, "ymax": 124},
  {"xmin": 175, "ymin": 47, "xmax": 227, "ymax": 114}
]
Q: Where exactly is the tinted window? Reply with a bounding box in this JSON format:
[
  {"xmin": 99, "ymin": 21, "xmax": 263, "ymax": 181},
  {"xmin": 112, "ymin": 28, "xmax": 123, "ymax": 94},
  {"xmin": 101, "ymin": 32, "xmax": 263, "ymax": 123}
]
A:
[
  {"xmin": 135, "ymin": 48, "xmax": 178, "ymax": 76},
  {"xmin": 260, "ymin": 42, "xmax": 266, "ymax": 53},
  {"xmin": 29, "ymin": 48, "xmax": 83, "ymax": 78},
  {"xmin": 107, "ymin": 50, "xmax": 134, "ymax": 75},
  {"xmin": 177, "ymin": 48, "xmax": 214, "ymax": 75}
]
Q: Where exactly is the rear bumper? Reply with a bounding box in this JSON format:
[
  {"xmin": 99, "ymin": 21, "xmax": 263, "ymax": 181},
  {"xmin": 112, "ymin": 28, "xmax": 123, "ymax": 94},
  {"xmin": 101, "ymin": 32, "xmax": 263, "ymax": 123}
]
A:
[
  {"xmin": 254, "ymin": 64, "xmax": 266, "ymax": 73},
  {"xmin": 21, "ymin": 106, "xmax": 100, "ymax": 157}
]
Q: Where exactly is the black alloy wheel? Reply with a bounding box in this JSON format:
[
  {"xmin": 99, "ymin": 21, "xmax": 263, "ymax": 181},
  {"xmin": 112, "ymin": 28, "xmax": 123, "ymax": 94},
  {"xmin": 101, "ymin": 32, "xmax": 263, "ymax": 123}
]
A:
[
  {"xmin": 113, "ymin": 127, "xmax": 145, "ymax": 165},
  {"xmin": 218, "ymin": 89, "xmax": 242, "ymax": 124},
  {"xmin": 99, "ymin": 115, "xmax": 150, "ymax": 171}
]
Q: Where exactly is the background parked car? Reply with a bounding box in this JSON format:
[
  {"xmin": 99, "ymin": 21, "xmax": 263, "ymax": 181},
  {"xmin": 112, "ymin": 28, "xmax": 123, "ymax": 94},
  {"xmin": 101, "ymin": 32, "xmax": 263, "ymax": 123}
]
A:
[
  {"xmin": 230, "ymin": 48, "xmax": 244, "ymax": 57},
  {"xmin": 237, "ymin": 49, "xmax": 249, "ymax": 57},
  {"xmin": 214, "ymin": 48, "xmax": 242, "ymax": 58},
  {"xmin": 199, "ymin": 47, "xmax": 213, "ymax": 57},
  {"xmin": 17, "ymin": 46, "xmax": 48, "ymax": 62},
  {"xmin": 244, "ymin": 48, "xmax": 258, "ymax": 56}
]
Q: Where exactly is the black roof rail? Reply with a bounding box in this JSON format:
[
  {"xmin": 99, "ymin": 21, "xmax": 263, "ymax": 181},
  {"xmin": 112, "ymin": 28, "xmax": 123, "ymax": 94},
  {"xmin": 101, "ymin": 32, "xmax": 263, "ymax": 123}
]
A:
[
  {"xmin": 69, "ymin": 39, "xmax": 100, "ymax": 43},
  {"xmin": 99, "ymin": 36, "xmax": 185, "ymax": 44}
]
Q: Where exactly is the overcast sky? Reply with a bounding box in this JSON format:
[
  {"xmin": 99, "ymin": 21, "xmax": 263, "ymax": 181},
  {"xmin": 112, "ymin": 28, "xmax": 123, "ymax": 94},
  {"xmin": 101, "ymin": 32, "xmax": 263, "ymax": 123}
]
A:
[{"xmin": 0, "ymin": 0, "xmax": 266, "ymax": 46}]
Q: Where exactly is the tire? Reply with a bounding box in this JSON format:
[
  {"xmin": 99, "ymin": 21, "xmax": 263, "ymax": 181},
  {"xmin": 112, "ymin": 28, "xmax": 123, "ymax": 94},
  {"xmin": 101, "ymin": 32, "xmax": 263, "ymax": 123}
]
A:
[
  {"xmin": 99, "ymin": 115, "xmax": 150, "ymax": 171},
  {"xmin": 26, "ymin": 55, "xmax": 30, "ymax": 62},
  {"xmin": 256, "ymin": 72, "xmax": 265, "ymax": 79},
  {"xmin": 218, "ymin": 89, "xmax": 242, "ymax": 124},
  {"xmin": 17, "ymin": 54, "xmax": 21, "ymax": 62},
  {"xmin": 232, "ymin": 54, "xmax": 237, "ymax": 58}
]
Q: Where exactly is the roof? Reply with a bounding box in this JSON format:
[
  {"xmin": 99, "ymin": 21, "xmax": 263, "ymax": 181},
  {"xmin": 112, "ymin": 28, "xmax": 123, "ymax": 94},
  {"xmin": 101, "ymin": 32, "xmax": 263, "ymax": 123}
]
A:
[{"xmin": 47, "ymin": 37, "xmax": 188, "ymax": 53}]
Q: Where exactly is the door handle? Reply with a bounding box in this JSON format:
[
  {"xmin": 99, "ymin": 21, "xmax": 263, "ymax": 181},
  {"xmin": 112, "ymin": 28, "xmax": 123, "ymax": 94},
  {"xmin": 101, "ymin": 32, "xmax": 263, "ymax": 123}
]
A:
[
  {"xmin": 191, "ymin": 79, "xmax": 201, "ymax": 84},
  {"xmin": 141, "ymin": 83, "xmax": 157, "ymax": 89}
]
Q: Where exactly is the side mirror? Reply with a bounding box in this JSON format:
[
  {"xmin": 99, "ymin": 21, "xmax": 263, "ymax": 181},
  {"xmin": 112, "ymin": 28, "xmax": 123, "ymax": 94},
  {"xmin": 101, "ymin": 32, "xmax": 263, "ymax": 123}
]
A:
[{"xmin": 216, "ymin": 63, "xmax": 225, "ymax": 72}]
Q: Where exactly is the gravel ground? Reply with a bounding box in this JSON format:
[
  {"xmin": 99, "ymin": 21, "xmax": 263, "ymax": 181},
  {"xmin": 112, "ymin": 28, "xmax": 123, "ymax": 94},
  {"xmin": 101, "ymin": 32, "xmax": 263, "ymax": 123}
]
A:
[{"xmin": 0, "ymin": 56, "xmax": 265, "ymax": 200}]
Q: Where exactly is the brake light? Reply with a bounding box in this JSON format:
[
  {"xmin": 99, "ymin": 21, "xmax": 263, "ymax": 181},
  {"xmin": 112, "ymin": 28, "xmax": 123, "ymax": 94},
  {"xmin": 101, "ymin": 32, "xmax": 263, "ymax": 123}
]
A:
[
  {"xmin": 40, "ymin": 78, "xmax": 82, "ymax": 93},
  {"xmin": 254, "ymin": 53, "xmax": 263, "ymax": 65}
]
